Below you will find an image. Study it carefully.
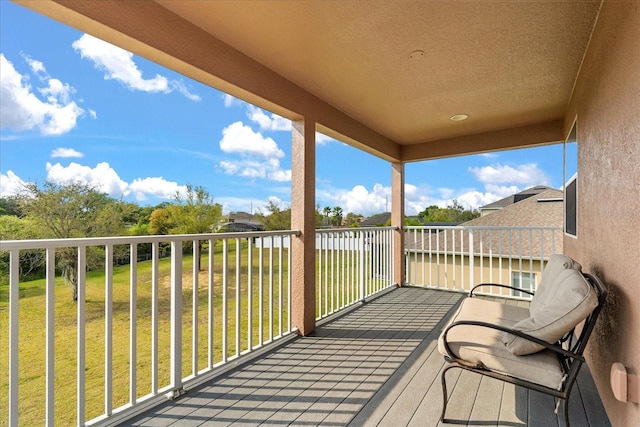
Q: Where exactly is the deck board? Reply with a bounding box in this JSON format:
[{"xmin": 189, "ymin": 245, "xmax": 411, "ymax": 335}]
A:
[{"xmin": 126, "ymin": 288, "xmax": 610, "ymax": 427}]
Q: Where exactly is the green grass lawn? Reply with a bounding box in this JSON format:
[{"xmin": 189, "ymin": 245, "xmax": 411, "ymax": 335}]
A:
[{"xmin": 0, "ymin": 240, "xmax": 291, "ymax": 426}]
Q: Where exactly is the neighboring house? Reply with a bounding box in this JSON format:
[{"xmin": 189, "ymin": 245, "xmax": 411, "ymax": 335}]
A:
[
  {"xmin": 406, "ymin": 189, "xmax": 564, "ymax": 297},
  {"xmin": 360, "ymin": 212, "xmax": 391, "ymax": 227},
  {"xmin": 479, "ymin": 185, "xmax": 554, "ymax": 216},
  {"xmin": 216, "ymin": 211, "xmax": 264, "ymax": 232}
]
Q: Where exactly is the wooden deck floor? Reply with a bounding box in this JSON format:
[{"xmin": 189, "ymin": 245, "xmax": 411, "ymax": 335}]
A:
[{"xmin": 127, "ymin": 288, "xmax": 610, "ymax": 427}]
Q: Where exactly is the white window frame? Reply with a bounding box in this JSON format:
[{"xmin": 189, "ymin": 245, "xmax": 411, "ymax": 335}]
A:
[{"xmin": 511, "ymin": 271, "xmax": 536, "ymax": 297}]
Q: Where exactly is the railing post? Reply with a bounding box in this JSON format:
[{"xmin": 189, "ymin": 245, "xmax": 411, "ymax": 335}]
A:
[{"xmin": 169, "ymin": 240, "xmax": 183, "ymax": 396}]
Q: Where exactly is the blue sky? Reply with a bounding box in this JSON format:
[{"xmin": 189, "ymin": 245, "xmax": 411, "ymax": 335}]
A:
[{"xmin": 0, "ymin": 2, "xmax": 576, "ymax": 217}]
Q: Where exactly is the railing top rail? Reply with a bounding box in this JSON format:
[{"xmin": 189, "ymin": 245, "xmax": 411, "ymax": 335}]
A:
[
  {"xmin": 0, "ymin": 229, "xmax": 301, "ymax": 251},
  {"xmin": 404, "ymin": 225, "xmax": 562, "ymax": 231},
  {"xmin": 315, "ymin": 226, "xmax": 398, "ymax": 234}
]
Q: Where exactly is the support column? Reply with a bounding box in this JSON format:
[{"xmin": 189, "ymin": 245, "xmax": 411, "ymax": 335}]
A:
[
  {"xmin": 291, "ymin": 118, "xmax": 316, "ymax": 335},
  {"xmin": 391, "ymin": 162, "xmax": 405, "ymax": 287}
]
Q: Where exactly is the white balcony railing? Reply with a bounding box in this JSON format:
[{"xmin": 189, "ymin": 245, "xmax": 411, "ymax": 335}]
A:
[
  {"xmin": 316, "ymin": 227, "xmax": 396, "ymax": 319},
  {"xmin": 405, "ymin": 225, "xmax": 563, "ymax": 299},
  {"xmin": 2, "ymin": 225, "xmax": 552, "ymax": 426},
  {"xmin": 1, "ymin": 231, "xmax": 299, "ymax": 426},
  {"xmin": 1, "ymin": 227, "xmax": 398, "ymax": 426}
]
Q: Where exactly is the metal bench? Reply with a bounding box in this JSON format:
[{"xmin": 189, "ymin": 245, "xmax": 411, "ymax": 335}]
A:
[{"xmin": 438, "ymin": 255, "xmax": 607, "ymax": 427}]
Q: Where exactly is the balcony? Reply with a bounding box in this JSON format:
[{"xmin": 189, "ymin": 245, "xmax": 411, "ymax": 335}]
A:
[{"xmin": 1, "ymin": 227, "xmax": 609, "ymax": 426}]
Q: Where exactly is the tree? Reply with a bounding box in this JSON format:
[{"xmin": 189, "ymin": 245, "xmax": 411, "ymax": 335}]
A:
[
  {"xmin": 331, "ymin": 206, "xmax": 343, "ymax": 226},
  {"xmin": 18, "ymin": 182, "xmax": 128, "ymax": 300},
  {"xmin": 322, "ymin": 206, "xmax": 332, "ymax": 225},
  {"xmin": 314, "ymin": 205, "xmax": 325, "ymax": 227},
  {"xmin": 417, "ymin": 199, "xmax": 479, "ymax": 223},
  {"xmin": 170, "ymin": 185, "xmax": 222, "ymax": 235},
  {"xmin": 256, "ymin": 200, "xmax": 291, "ymax": 231},
  {"xmin": 0, "ymin": 215, "xmax": 45, "ymax": 282},
  {"xmin": 148, "ymin": 207, "xmax": 175, "ymax": 235},
  {"xmin": 146, "ymin": 185, "xmax": 222, "ymax": 270},
  {"xmin": 0, "ymin": 196, "xmax": 22, "ymax": 217},
  {"xmin": 344, "ymin": 212, "xmax": 363, "ymax": 228}
]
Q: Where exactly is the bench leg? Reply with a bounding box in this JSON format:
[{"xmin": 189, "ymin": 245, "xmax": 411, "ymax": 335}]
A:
[
  {"xmin": 563, "ymin": 398, "xmax": 570, "ymax": 427},
  {"xmin": 440, "ymin": 365, "xmax": 455, "ymax": 422}
]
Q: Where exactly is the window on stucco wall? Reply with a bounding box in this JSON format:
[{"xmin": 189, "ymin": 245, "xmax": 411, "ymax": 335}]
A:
[{"xmin": 564, "ymin": 122, "xmax": 578, "ymax": 237}]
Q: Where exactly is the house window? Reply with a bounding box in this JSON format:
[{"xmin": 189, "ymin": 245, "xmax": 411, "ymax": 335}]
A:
[
  {"xmin": 564, "ymin": 122, "xmax": 578, "ymax": 237},
  {"xmin": 565, "ymin": 174, "xmax": 577, "ymax": 236},
  {"xmin": 511, "ymin": 272, "xmax": 536, "ymax": 297}
]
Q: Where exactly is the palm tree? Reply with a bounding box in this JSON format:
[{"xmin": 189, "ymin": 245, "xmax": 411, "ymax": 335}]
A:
[
  {"xmin": 323, "ymin": 206, "xmax": 332, "ymax": 225},
  {"xmin": 332, "ymin": 206, "xmax": 343, "ymax": 226}
]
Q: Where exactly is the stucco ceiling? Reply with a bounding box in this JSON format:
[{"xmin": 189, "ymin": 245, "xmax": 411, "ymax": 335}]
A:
[{"xmin": 18, "ymin": 0, "xmax": 602, "ymax": 162}]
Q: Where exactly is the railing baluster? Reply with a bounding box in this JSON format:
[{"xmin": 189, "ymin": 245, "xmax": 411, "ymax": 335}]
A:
[
  {"xmin": 259, "ymin": 237, "xmax": 264, "ymax": 346},
  {"xmin": 77, "ymin": 246, "xmax": 86, "ymax": 427},
  {"xmin": 269, "ymin": 241, "xmax": 274, "ymax": 341},
  {"xmin": 130, "ymin": 243, "xmax": 137, "ymax": 404},
  {"xmin": 9, "ymin": 249, "xmax": 19, "ymax": 427},
  {"xmin": 468, "ymin": 230, "xmax": 474, "ymax": 289},
  {"xmin": 105, "ymin": 244, "xmax": 113, "ymax": 416},
  {"xmin": 207, "ymin": 240, "xmax": 214, "ymax": 366},
  {"xmin": 46, "ymin": 248, "xmax": 55, "ymax": 426},
  {"xmin": 278, "ymin": 240, "xmax": 283, "ymax": 336},
  {"xmin": 287, "ymin": 235, "xmax": 292, "ymax": 332},
  {"xmin": 247, "ymin": 237, "xmax": 253, "ymax": 350},
  {"xmin": 193, "ymin": 240, "xmax": 199, "ymax": 375},
  {"xmin": 170, "ymin": 240, "xmax": 183, "ymax": 392},
  {"xmin": 324, "ymin": 234, "xmax": 328, "ymax": 316},
  {"xmin": 151, "ymin": 242, "xmax": 159, "ymax": 392},
  {"xmin": 222, "ymin": 239, "xmax": 228, "ymax": 363},
  {"xmin": 236, "ymin": 238, "xmax": 241, "ymax": 356}
]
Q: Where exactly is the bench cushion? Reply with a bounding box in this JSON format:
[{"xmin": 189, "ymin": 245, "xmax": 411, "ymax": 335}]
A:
[
  {"xmin": 438, "ymin": 298, "xmax": 566, "ymax": 390},
  {"xmin": 502, "ymin": 268, "xmax": 598, "ymax": 355},
  {"xmin": 531, "ymin": 254, "xmax": 582, "ymax": 315}
]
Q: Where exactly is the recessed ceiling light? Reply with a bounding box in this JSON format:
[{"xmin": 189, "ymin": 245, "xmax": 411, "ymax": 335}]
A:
[
  {"xmin": 450, "ymin": 114, "xmax": 468, "ymax": 121},
  {"xmin": 409, "ymin": 50, "xmax": 425, "ymax": 59}
]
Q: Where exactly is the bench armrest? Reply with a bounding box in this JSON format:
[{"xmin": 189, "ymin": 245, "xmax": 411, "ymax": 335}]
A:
[
  {"xmin": 469, "ymin": 283, "xmax": 535, "ymax": 297},
  {"xmin": 440, "ymin": 320, "xmax": 584, "ymax": 366}
]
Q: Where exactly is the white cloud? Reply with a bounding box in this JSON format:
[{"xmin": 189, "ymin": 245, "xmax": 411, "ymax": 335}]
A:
[
  {"xmin": 72, "ymin": 34, "xmax": 200, "ymax": 101},
  {"xmin": 220, "ymin": 121, "xmax": 284, "ymax": 158},
  {"xmin": 51, "ymin": 147, "xmax": 84, "ymax": 158},
  {"xmin": 44, "ymin": 161, "xmax": 187, "ymax": 201},
  {"xmin": 246, "ymin": 105, "xmax": 291, "ymax": 131},
  {"xmin": 0, "ymin": 170, "xmax": 28, "ymax": 197},
  {"xmin": 219, "ymin": 158, "xmax": 291, "ymax": 182},
  {"xmin": 218, "ymin": 121, "xmax": 291, "ymax": 182},
  {"xmin": 46, "ymin": 161, "xmax": 129, "ymax": 197},
  {"xmin": 454, "ymin": 190, "xmax": 503, "ymax": 211},
  {"xmin": 24, "ymin": 56, "xmax": 46, "ymax": 75},
  {"xmin": 128, "ymin": 177, "xmax": 187, "ymax": 201},
  {"xmin": 318, "ymin": 183, "xmax": 390, "ymax": 217},
  {"xmin": 245, "ymin": 105, "xmax": 334, "ymax": 145},
  {"xmin": 315, "ymin": 132, "xmax": 335, "ymax": 146},
  {"xmin": 468, "ymin": 163, "xmax": 549, "ymax": 186},
  {"xmin": 0, "ymin": 53, "xmax": 86, "ymax": 135},
  {"xmin": 223, "ymin": 94, "xmax": 241, "ymax": 107}
]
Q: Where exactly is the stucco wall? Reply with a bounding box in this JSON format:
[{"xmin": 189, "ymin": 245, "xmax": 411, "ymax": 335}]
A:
[{"xmin": 565, "ymin": 2, "xmax": 640, "ymax": 425}]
